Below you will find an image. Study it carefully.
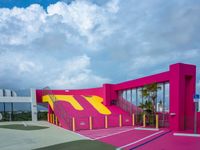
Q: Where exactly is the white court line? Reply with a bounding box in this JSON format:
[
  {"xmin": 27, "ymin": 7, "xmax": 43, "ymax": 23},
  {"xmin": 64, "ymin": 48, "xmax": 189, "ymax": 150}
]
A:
[
  {"xmin": 134, "ymin": 127, "xmax": 159, "ymax": 131},
  {"xmin": 93, "ymin": 128, "xmax": 136, "ymax": 140},
  {"xmin": 48, "ymin": 122, "xmax": 93, "ymax": 140},
  {"xmin": 173, "ymin": 133, "xmax": 200, "ymax": 137},
  {"xmin": 74, "ymin": 131, "xmax": 93, "ymax": 140},
  {"xmin": 116, "ymin": 130, "xmax": 164, "ymax": 150}
]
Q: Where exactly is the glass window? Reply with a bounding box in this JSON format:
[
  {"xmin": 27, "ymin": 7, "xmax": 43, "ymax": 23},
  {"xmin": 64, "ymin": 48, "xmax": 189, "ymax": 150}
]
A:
[
  {"xmin": 122, "ymin": 90, "xmax": 126, "ymax": 100},
  {"xmin": 164, "ymin": 82, "xmax": 170, "ymax": 112},
  {"xmin": 13, "ymin": 103, "xmax": 31, "ymax": 112},
  {"xmin": 37, "ymin": 104, "xmax": 48, "ymax": 111},
  {"xmin": 5, "ymin": 103, "xmax": 12, "ymax": 112},
  {"xmin": 157, "ymin": 83, "xmax": 164, "ymax": 112},
  {"xmin": 132, "ymin": 89, "xmax": 137, "ymax": 105},
  {"xmin": 143, "ymin": 87, "xmax": 148, "ymax": 104},
  {"xmin": 0, "ymin": 103, "xmax": 4, "ymax": 111},
  {"xmin": 137, "ymin": 87, "xmax": 143, "ymax": 106},
  {"xmin": 13, "ymin": 103, "xmax": 31, "ymax": 121},
  {"xmin": 127, "ymin": 89, "xmax": 131, "ymax": 102}
]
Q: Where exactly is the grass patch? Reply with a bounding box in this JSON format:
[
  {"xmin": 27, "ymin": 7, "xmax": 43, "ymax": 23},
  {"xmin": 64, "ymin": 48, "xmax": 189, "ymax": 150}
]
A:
[
  {"xmin": 34, "ymin": 140, "xmax": 116, "ymax": 150},
  {"xmin": 0, "ymin": 124, "xmax": 49, "ymax": 130}
]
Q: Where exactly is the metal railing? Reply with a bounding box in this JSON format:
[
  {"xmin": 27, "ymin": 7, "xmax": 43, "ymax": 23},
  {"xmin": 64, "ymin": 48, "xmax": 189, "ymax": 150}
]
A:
[
  {"xmin": 72, "ymin": 113, "xmax": 133, "ymax": 131},
  {"xmin": 42, "ymin": 87, "xmax": 72, "ymax": 129},
  {"xmin": 42, "ymin": 87, "xmax": 56, "ymax": 103},
  {"xmin": 116, "ymin": 96, "xmax": 142, "ymax": 115}
]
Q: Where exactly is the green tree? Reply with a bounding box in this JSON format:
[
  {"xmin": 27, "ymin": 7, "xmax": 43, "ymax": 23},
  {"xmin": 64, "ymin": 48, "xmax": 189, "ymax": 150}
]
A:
[{"xmin": 140, "ymin": 83, "xmax": 161, "ymax": 115}]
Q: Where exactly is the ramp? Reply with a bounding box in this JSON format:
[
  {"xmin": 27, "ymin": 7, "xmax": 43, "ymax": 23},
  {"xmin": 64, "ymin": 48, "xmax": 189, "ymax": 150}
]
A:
[{"xmin": 42, "ymin": 90, "xmax": 132, "ymax": 131}]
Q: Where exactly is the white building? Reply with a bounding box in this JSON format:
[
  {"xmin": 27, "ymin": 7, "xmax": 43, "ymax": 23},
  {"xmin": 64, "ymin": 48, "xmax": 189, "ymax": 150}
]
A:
[{"xmin": 0, "ymin": 89, "xmax": 37, "ymax": 121}]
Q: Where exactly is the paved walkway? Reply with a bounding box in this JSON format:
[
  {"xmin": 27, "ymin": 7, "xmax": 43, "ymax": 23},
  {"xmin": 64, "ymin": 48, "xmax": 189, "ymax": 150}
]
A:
[
  {"xmin": 136, "ymin": 132, "xmax": 200, "ymax": 150},
  {"xmin": 77, "ymin": 127, "xmax": 200, "ymax": 150},
  {"xmin": 0, "ymin": 121, "xmax": 86, "ymax": 150}
]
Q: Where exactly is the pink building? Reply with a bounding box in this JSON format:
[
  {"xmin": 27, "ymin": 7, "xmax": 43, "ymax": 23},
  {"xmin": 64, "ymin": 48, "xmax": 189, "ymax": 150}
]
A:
[{"xmin": 36, "ymin": 63, "xmax": 200, "ymax": 132}]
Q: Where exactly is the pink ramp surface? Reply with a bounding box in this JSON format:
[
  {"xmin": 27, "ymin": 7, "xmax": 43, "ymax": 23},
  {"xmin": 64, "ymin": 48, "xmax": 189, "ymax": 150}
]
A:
[
  {"xmin": 73, "ymin": 95, "xmax": 101, "ymax": 116},
  {"xmin": 53, "ymin": 95, "xmax": 132, "ymax": 130},
  {"xmin": 73, "ymin": 95, "xmax": 132, "ymax": 129}
]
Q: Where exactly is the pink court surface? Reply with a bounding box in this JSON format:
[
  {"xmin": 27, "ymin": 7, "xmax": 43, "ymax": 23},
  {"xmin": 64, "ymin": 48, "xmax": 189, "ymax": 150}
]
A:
[{"xmin": 77, "ymin": 127, "xmax": 200, "ymax": 150}]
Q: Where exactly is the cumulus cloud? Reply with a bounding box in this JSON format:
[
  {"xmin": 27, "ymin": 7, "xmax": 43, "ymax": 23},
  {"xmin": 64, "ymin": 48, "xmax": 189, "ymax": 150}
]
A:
[
  {"xmin": 0, "ymin": 51, "xmax": 43, "ymax": 89},
  {"xmin": 127, "ymin": 49, "xmax": 200, "ymax": 77},
  {"xmin": 98, "ymin": 0, "xmax": 200, "ymax": 80},
  {"xmin": 0, "ymin": 0, "xmax": 200, "ymax": 91},
  {"xmin": 0, "ymin": 51, "xmax": 109, "ymax": 89},
  {"xmin": 47, "ymin": 0, "xmax": 118, "ymax": 46},
  {"xmin": 0, "ymin": 4, "xmax": 46, "ymax": 45},
  {"xmin": 51, "ymin": 55, "xmax": 110, "ymax": 88},
  {"xmin": 0, "ymin": 0, "xmax": 118, "ymax": 90},
  {"xmin": 0, "ymin": 0, "xmax": 118, "ymax": 48}
]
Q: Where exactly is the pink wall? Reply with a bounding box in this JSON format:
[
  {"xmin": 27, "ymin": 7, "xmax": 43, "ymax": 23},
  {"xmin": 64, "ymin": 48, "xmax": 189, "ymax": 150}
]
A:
[
  {"xmin": 107, "ymin": 63, "xmax": 197, "ymax": 131},
  {"xmin": 36, "ymin": 87, "xmax": 103, "ymax": 103},
  {"xmin": 169, "ymin": 63, "xmax": 196, "ymax": 131},
  {"xmin": 103, "ymin": 84, "xmax": 113, "ymax": 106},
  {"xmin": 113, "ymin": 71, "xmax": 170, "ymax": 90},
  {"xmin": 36, "ymin": 63, "xmax": 198, "ymax": 132}
]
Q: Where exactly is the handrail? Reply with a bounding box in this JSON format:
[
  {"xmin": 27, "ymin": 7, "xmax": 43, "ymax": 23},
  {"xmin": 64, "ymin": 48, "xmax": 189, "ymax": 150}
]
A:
[
  {"xmin": 42, "ymin": 86, "xmax": 72, "ymax": 130},
  {"xmin": 42, "ymin": 86, "xmax": 56, "ymax": 103}
]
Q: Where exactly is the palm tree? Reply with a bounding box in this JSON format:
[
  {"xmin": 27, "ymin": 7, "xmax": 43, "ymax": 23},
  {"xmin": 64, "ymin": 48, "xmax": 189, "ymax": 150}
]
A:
[
  {"xmin": 139, "ymin": 100, "xmax": 153, "ymax": 114},
  {"xmin": 138, "ymin": 83, "xmax": 161, "ymax": 125},
  {"xmin": 141, "ymin": 83, "xmax": 161, "ymax": 115}
]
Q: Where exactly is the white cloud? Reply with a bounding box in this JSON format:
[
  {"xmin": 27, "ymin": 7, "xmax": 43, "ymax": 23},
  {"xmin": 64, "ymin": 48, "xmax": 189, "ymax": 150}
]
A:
[
  {"xmin": 0, "ymin": 51, "xmax": 109, "ymax": 89},
  {"xmin": 51, "ymin": 55, "xmax": 110, "ymax": 88},
  {"xmin": 47, "ymin": 0, "xmax": 117, "ymax": 45},
  {"xmin": 0, "ymin": 52, "xmax": 41, "ymax": 76},
  {"xmin": 0, "ymin": 4, "xmax": 46, "ymax": 45},
  {"xmin": 0, "ymin": 0, "xmax": 200, "ymax": 90},
  {"xmin": 130, "ymin": 49, "xmax": 200, "ymax": 71},
  {"xmin": 0, "ymin": 0, "xmax": 118, "ymax": 49},
  {"xmin": 0, "ymin": 0, "xmax": 117, "ymax": 89},
  {"xmin": 106, "ymin": 0, "xmax": 119, "ymax": 13}
]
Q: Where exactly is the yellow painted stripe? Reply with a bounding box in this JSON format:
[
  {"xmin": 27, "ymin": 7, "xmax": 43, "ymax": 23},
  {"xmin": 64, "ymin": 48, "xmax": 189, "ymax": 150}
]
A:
[
  {"xmin": 42, "ymin": 96, "xmax": 54, "ymax": 110},
  {"xmin": 42, "ymin": 95, "xmax": 84, "ymax": 111},
  {"xmin": 56, "ymin": 95, "xmax": 84, "ymax": 111},
  {"xmin": 84, "ymin": 96, "xmax": 111, "ymax": 115}
]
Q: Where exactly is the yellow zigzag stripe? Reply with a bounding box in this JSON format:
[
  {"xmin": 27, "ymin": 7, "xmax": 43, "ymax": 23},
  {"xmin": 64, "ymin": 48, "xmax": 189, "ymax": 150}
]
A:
[
  {"xmin": 83, "ymin": 95, "xmax": 111, "ymax": 115},
  {"xmin": 42, "ymin": 95, "xmax": 84, "ymax": 111},
  {"xmin": 42, "ymin": 95, "xmax": 111, "ymax": 115}
]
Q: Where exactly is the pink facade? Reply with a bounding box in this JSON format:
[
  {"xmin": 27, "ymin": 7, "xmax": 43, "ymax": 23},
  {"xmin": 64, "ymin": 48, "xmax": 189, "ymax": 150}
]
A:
[
  {"xmin": 36, "ymin": 63, "xmax": 199, "ymax": 132},
  {"xmin": 102, "ymin": 63, "xmax": 197, "ymax": 131}
]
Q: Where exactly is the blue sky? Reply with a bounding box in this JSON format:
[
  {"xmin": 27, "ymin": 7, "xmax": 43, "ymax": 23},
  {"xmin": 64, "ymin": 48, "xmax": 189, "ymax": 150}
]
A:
[
  {"xmin": 0, "ymin": 0, "xmax": 61, "ymax": 8},
  {"xmin": 0, "ymin": 0, "xmax": 200, "ymax": 94}
]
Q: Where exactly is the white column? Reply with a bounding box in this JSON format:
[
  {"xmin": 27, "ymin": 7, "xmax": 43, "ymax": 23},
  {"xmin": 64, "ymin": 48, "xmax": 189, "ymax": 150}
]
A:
[{"xmin": 31, "ymin": 89, "xmax": 38, "ymax": 121}]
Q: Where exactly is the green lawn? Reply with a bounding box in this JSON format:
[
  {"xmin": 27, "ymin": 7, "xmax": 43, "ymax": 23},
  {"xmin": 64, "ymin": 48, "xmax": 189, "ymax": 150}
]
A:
[
  {"xmin": 0, "ymin": 124, "xmax": 49, "ymax": 130},
  {"xmin": 34, "ymin": 140, "xmax": 116, "ymax": 150}
]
